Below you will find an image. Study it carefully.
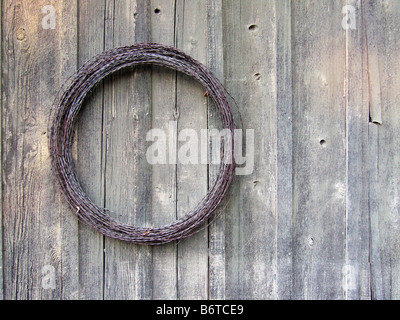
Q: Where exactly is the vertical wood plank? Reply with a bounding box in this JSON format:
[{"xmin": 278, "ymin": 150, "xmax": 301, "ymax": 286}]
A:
[
  {"xmin": 129, "ymin": 0, "xmax": 153, "ymax": 300},
  {"xmin": 59, "ymin": 0, "xmax": 79, "ymax": 301},
  {"xmin": 365, "ymin": 0, "xmax": 400, "ymax": 300},
  {"xmin": 368, "ymin": 123, "xmax": 383, "ymax": 300},
  {"xmin": 223, "ymin": 0, "xmax": 278, "ymax": 299},
  {"xmin": 175, "ymin": 0, "xmax": 209, "ymax": 300},
  {"xmin": 102, "ymin": 0, "xmax": 153, "ymax": 300},
  {"xmin": 2, "ymin": 0, "xmax": 77, "ymax": 299},
  {"xmin": 292, "ymin": 0, "xmax": 347, "ymax": 299},
  {"xmin": 3, "ymin": 0, "xmax": 400, "ymax": 301},
  {"xmin": 275, "ymin": 0, "xmax": 293, "ymax": 300},
  {"xmin": 150, "ymin": 0, "xmax": 178, "ymax": 300},
  {"xmin": 76, "ymin": 0, "xmax": 105, "ymax": 300},
  {"xmin": 358, "ymin": 8, "xmax": 373, "ymax": 300},
  {"xmin": 345, "ymin": 0, "xmax": 371, "ymax": 300},
  {"xmin": 364, "ymin": 0, "xmax": 384, "ymax": 300},
  {"xmin": 207, "ymin": 0, "xmax": 226, "ymax": 300}
]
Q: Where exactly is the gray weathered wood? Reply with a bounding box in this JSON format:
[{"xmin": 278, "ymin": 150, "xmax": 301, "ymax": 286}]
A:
[
  {"xmin": 102, "ymin": 0, "xmax": 152, "ymax": 300},
  {"xmin": 365, "ymin": 0, "xmax": 400, "ymax": 300},
  {"xmin": 3, "ymin": 0, "xmax": 400, "ymax": 301},
  {"xmin": 364, "ymin": 0, "xmax": 383, "ymax": 126},
  {"xmin": 2, "ymin": 0, "xmax": 77, "ymax": 299},
  {"xmin": 364, "ymin": 0, "xmax": 385, "ymax": 300},
  {"xmin": 368, "ymin": 123, "xmax": 383, "ymax": 300},
  {"xmin": 223, "ymin": 0, "xmax": 278, "ymax": 299},
  {"xmin": 175, "ymin": 0, "xmax": 209, "ymax": 300},
  {"xmin": 345, "ymin": 0, "xmax": 371, "ymax": 300},
  {"xmin": 207, "ymin": 0, "xmax": 226, "ymax": 300},
  {"xmin": 76, "ymin": 0, "xmax": 105, "ymax": 300},
  {"xmin": 292, "ymin": 0, "xmax": 347, "ymax": 299},
  {"xmin": 58, "ymin": 0, "xmax": 79, "ymax": 301},
  {"xmin": 275, "ymin": 0, "xmax": 293, "ymax": 300},
  {"xmin": 150, "ymin": 0, "xmax": 178, "ymax": 300}
]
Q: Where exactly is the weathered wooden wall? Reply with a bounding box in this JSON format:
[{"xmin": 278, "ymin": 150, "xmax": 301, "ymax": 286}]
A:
[{"xmin": 1, "ymin": 0, "xmax": 400, "ymax": 300}]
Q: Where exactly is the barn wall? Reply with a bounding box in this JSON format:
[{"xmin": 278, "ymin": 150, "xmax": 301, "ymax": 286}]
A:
[{"xmin": 1, "ymin": 0, "xmax": 399, "ymax": 300}]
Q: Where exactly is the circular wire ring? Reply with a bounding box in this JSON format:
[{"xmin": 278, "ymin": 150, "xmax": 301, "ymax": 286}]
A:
[{"xmin": 50, "ymin": 43, "xmax": 236, "ymax": 245}]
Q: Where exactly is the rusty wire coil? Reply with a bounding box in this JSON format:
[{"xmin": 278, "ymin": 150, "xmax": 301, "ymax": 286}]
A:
[{"xmin": 49, "ymin": 43, "xmax": 236, "ymax": 245}]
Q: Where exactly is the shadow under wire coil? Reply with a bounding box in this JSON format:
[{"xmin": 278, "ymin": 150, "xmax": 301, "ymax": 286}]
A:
[{"xmin": 49, "ymin": 43, "xmax": 236, "ymax": 245}]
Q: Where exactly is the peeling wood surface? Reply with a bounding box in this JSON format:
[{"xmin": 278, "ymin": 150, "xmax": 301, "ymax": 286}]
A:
[
  {"xmin": 2, "ymin": 0, "xmax": 400, "ymax": 300},
  {"xmin": 364, "ymin": 0, "xmax": 400, "ymax": 300}
]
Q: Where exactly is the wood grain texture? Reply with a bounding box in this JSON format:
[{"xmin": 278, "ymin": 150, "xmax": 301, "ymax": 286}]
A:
[
  {"xmin": 345, "ymin": 0, "xmax": 371, "ymax": 300},
  {"xmin": 364, "ymin": 0, "xmax": 385, "ymax": 300},
  {"xmin": 150, "ymin": 0, "xmax": 178, "ymax": 300},
  {"xmin": 223, "ymin": 0, "xmax": 278, "ymax": 299},
  {"xmin": 365, "ymin": 0, "xmax": 400, "ymax": 300},
  {"xmin": 2, "ymin": 0, "xmax": 400, "ymax": 300},
  {"xmin": 175, "ymin": 0, "xmax": 209, "ymax": 300},
  {"xmin": 76, "ymin": 0, "xmax": 105, "ymax": 300},
  {"xmin": 2, "ymin": 0, "xmax": 76, "ymax": 299},
  {"xmin": 207, "ymin": 0, "xmax": 226, "ymax": 300},
  {"xmin": 292, "ymin": 0, "xmax": 347, "ymax": 299},
  {"xmin": 59, "ymin": 0, "xmax": 79, "ymax": 301},
  {"xmin": 102, "ymin": 0, "xmax": 152, "ymax": 300},
  {"xmin": 275, "ymin": 0, "xmax": 293, "ymax": 300}
]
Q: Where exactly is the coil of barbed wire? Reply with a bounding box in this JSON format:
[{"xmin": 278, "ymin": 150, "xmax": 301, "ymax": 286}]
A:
[{"xmin": 49, "ymin": 43, "xmax": 236, "ymax": 245}]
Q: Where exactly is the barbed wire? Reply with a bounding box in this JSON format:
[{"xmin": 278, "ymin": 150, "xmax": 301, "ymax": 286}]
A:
[{"xmin": 49, "ymin": 43, "xmax": 237, "ymax": 245}]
